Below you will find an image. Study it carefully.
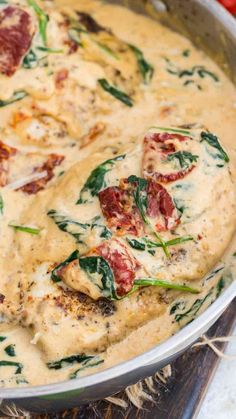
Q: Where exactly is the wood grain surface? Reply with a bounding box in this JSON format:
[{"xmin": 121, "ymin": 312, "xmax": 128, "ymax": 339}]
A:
[{"xmin": 31, "ymin": 298, "xmax": 236, "ymax": 419}]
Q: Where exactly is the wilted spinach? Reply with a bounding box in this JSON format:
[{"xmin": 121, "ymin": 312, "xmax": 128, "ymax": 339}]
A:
[
  {"xmin": 48, "ymin": 210, "xmax": 111, "ymax": 244},
  {"xmin": 174, "ymin": 290, "xmax": 212, "ymax": 323},
  {"xmin": 200, "ymin": 131, "xmax": 229, "ymax": 163},
  {"xmin": 27, "ymin": 0, "xmax": 49, "ymax": 46},
  {"xmin": 127, "ymin": 235, "xmax": 193, "ymax": 252},
  {"xmin": 77, "ymin": 154, "xmax": 125, "ymax": 204},
  {"xmin": 134, "ymin": 279, "xmax": 199, "ymax": 294},
  {"xmin": 70, "ymin": 357, "xmax": 104, "ymax": 379},
  {"xmin": 167, "ymin": 151, "xmax": 199, "ymax": 169},
  {"xmin": 79, "ymin": 256, "xmax": 117, "ymax": 299},
  {"xmin": 0, "ymin": 360, "xmax": 23, "ymax": 374},
  {"xmin": 98, "ymin": 79, "xmax": 133, "ymax": 107},
  {"xmin": 51, "ymin": 250, "xmax": 79, "ymax": 283},
  {"xmin": 128, "ymin": 44, "xmax": 154, "ymax": 84},
  {"xmin": 22, "ymin": 49, "xmax": 38, "ymax": 69},
  {"xmin": 216, "ymin": 277, "xmax": 225, "ymax": 298},
  {"xmin": 4, "ymin": 344, "xmax": 16, "ymax": 357},
  {"xmin": 47, "ymin": 354, "xmax": 94, "ymax": 370},
  {"xmin": 0, "ymin": 91, "xmax": 28, "ymax": 107}
]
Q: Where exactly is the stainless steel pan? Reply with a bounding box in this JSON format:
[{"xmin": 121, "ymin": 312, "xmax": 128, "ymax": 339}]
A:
[{"xmin": 1, "ymin": 0, "xmax": 236, "ymax": 413}]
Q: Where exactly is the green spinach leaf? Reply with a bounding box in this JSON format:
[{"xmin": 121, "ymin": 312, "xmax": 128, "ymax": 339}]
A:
[
  {"xmin": 216, "ymin": 277, "xmax": 225, "ymax": 298},
  {"xmin": 51, "ymin": 250, "xmax": 79, "ymax": 283},
  {"xmin": 167, "ymin": 151, "xmax": 199, "ymax": 169},
  {"xmin": 98, "ymin": 79, "xmax": 133, "ymax": 107},
  {"xmin": 79, "ymin": 256, "xmax": 117, "ymax": 299},
  {"xmin": 170, "ymin": 301, "xmax": 186, "ymax": 315},
  {"xmin": 128, "ymin": 44, "xmax": 154, "ymax": 84},
  {"xmin": 0, "ymin": 91, "xmax": 28, "ymax": 108},
  {"xmin": 127, "ymin": 235, "xmax": 193, "ymax": 252},
  {"xmin": 48, "ymin": 210, "xmax": 112, "ymax": 243},
  {"xmin": 4, "ymin": 344, "xmax": 16, "ymax": 357},
  {"xmin": 36, "ymin": 46, "xmax": 63, "ymax": 54},
  {"xmin": 0, "ymin": 360, "xmax": 23, "ymax": 374},
  {"xmin": 0, "ymin": 193, "xmax": 3, "ymax": 215},
  {"xmin": 47, "ymin": 354, "xmax": 94, "ymax": 370},
  {"xmin": 182, "ymin": 49, "xmax": 191, "ymax": 57},
  {"xmin": 9, "ymin": 224, "xmax": 41, "ymax": 235},
  {"xmin": 174, "ymin": 290, "xmax": 212, "ymax": 322},
  {"xmin": 134, "ymin": 278, "xmax": 199, "ymax": 294},
  {"xmin": 22, "ymin": 49, "xmax": 38, "ymax": 69},
  {"xmin": 27, "ymin": 0, "xmax": 49, "ymax": 46},
  {"xmin": 77, "ymin": 154, "xmax": 125, "ymax": 204},
  {"xmin": 149, "ymin": 126, "xmax": 192, "ymax": 136},
  {"xmin": 70, "ymin": 357, "xmax": 104, "ymax": 379},
  {"xmin": 126, "ymin": 238, "xmax": 146, "ymax": 251}
]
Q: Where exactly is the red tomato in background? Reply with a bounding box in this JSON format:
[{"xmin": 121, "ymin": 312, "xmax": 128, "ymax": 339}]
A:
[{"xmin": 218, "ymin": 0, "xmax": 236, "ymax": 14}]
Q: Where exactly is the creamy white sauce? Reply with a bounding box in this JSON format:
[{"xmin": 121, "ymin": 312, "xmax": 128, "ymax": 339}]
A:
[{"xmin": 0, "ymin": 0, "xmax": 236, "ymax": 387}]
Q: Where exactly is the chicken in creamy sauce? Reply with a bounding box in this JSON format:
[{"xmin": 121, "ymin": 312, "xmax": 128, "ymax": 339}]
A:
[{"xmin": 0, "ymin": 0, "xmax": 236, "ymax": 387}]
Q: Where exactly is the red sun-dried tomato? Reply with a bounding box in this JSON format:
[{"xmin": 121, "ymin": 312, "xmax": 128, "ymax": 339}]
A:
[
  {"xmin": 143, "ymin": 132, "xmax": 196, "ymax": 183},
  {"xmin": 98, "ymin": 185, "xmax": 144, "ymax": 236},
  {"xmin": 19, "ymin": 153, "xmax": 64, "ymax": 194},
  {"xmin": 0, "ymin": 6, "xmax": 35, "ymax": 76},
  {"xmin": 147, "ymin": 180, "xmax": 180, "ymax": 231},
  {"xmin": 97, "ymin": 239, "xmax": 140, "ymax": 296}
]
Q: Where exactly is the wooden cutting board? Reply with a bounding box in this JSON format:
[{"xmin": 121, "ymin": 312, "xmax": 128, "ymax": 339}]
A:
[{"xmin": 34, "ymin": 298, "xmax": 236, "ymax": 419}]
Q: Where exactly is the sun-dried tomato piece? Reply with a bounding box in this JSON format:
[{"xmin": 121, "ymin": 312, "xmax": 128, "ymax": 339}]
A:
[
  {"xmin": 97, "ymin": 239, "xmax": 140, "ymax": 296},
  {"xmin": 98, "ymin": 185, "xmax": 144, "ymax": 236},
  {"xmin": 147, "ymin": 180, "xmax": 180, "ymax": 231},
  {"xmin": 143, "ymin": 131, "xmax": 196, "ymax": 183},
  {"xmin": 0, "ymin": 6, "xmax": 35, "ymax": 76},
  {"xmin": 0, "ymin": 140, "xmax": 17, "ymax": 186},
  {"xmin": 99, "ymin": 176, "xmax": 179, "ymax": 235},
  {"xmin": 19, "ymin": 153, "xmax": 64, "ymax": 194}
]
